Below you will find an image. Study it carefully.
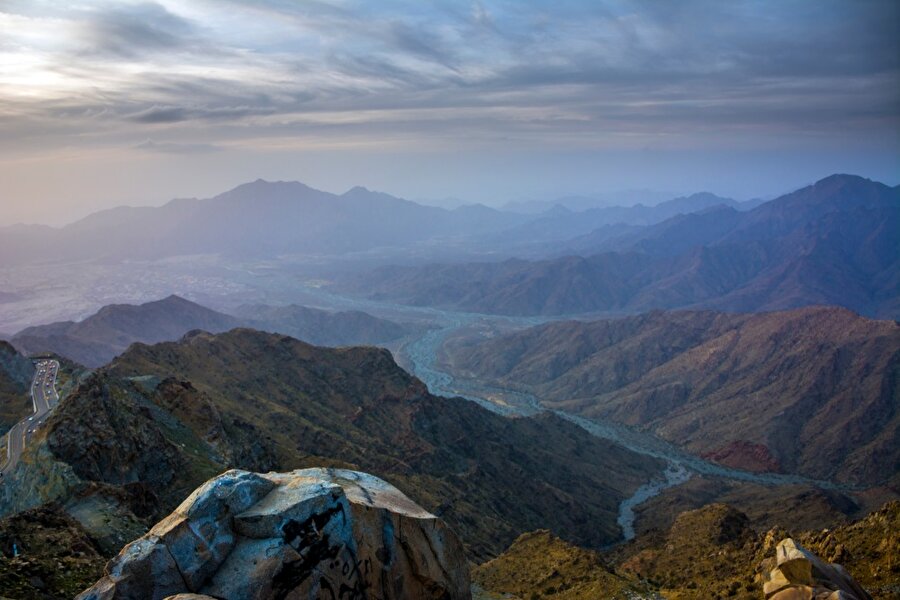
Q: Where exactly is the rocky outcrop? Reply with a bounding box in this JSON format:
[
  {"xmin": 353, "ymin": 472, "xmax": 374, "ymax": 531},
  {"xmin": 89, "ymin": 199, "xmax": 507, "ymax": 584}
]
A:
[
  {"xmin": 762, "ymin": 538, "xmax": 872, "ymax": 600},
  {"xmin": 78, "ymin": 468, "xmax": 471, "ymax": 600}
]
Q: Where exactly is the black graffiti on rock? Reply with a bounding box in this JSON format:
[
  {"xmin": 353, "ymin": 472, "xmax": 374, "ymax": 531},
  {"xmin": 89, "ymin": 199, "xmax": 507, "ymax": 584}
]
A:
[
  {"xmin": 271, "ymin": 497, "xmax": 386, "ymax": 600},
  {"xmin": 318, "ymin": 554, "xmax": 374, "ymax": 600},
  {"xmin": 272, "ymin": 500, "xmax": 345, "ymax": 599}
]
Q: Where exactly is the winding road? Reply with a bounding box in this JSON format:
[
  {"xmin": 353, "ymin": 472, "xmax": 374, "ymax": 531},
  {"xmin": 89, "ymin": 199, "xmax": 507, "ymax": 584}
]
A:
[{"xmin": 0, "ymin": 359, "xmax": 59, "ymax": 478}]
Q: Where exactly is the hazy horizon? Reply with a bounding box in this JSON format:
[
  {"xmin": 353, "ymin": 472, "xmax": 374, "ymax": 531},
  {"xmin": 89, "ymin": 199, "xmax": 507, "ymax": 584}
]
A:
[
  {"xmin": 1, "ymin": 0, "xmax": 897, "ymax": 226},
  {"xmin": 2, "ymin": 170, "xmax": 898, "ymax": 229}
]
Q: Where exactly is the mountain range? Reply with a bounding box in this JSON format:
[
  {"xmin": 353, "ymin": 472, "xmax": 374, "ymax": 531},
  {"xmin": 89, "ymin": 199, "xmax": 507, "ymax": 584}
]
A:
[
  {"xmin": 11, "ymin": 295, "xmax": 413, "ymax": 367},
  {"xmin": 340, "ymin": 175, "xmax": 900, "ymax": 318},
  {"xmin": 483, "ymin": 191, "xmax": 749, "ymax": 250},
  {"xmin": 0, "ymin": 328, "xmax": 662, "ymax": 562},
  {"xmin": 0, "ymin": 172, "xmax": 897, "ymax": 598},
  {"xmin": 0, "ymin": 181, "xmax": 530, "ymax": 265},
  {"xmin": 0, "ymin": 180, "xmax": 778, "ymax": 268},
  {"xmin": 442, "ymin": 305, "xmax": 900, "ymax": 486}
]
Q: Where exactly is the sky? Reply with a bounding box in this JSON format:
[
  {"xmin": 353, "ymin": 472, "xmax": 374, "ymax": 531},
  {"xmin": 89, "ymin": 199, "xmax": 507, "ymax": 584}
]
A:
[{"xmin": 0, "ymin": 0, "xmax": 898, "ymax": 226}]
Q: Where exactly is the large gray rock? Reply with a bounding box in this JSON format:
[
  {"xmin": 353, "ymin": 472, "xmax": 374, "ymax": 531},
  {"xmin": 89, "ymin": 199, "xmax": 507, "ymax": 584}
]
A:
[{"xmin": 78, "ymin": 468, "xmax": 471, "ymax": 600}]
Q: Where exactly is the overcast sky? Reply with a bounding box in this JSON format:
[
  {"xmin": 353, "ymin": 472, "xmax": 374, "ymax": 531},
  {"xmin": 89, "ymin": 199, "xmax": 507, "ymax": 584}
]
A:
[{"xmin": 1, "ymin": 0, "xmax": 898, "ymax": 225}]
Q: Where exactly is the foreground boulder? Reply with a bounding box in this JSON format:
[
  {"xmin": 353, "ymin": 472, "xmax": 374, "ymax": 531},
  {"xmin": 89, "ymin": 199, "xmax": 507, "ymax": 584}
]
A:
[
  {"xmin": 762, "ymin": 538, "xmax": 872, "ymax": 600},
  {"xmin": 78, "ymin": 468, "xmax": 471, "ymax": 600}
]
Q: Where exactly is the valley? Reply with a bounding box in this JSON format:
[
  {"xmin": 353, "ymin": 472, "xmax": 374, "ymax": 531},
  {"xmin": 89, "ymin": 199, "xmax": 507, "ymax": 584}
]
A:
[
  {"xmin": 391, "ymin": 310, "xmax": 887, "ymax": 540},
  {"xmin": 3, "ymin": 262, "xmax": 891, "ymax": 547}
]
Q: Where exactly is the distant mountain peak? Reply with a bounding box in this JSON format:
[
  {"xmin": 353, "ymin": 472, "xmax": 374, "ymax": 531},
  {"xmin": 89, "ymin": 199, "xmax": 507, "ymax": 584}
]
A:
[
  {"xmin": 220, "ymin": 178, "xmax": 316, "ymax": 197},
  {"xmin": 159, "ymin": 293, "xmax": 189, "ymax": 302},
  {"xmin": 344, "ymin": 185, "xmax": 371, "ymax": 195},
  {"xmin": 814, "ymin": 173, "xmax": 872, "ymax": 186},
  {"xmin": 340, "ymin": 185, "xmax": 406, "ymax": 203},
  {"xmin": 806, "ymin": 173, "xmax": 886, "ymax": 196}
]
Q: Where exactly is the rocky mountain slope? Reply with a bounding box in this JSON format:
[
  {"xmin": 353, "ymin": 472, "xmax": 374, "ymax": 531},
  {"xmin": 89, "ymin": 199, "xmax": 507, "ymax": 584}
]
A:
[
  {"xmin": 341, "ymin": 174, "xmax": 900, "ymax": 318},
  {"xmin": 443, "ymin": 306, "xmax": 900, "ymax": 486},
  {"xmin": 473, "ymin": 529, "xmax": 651, "ymax": 599},
  {"xmin": 0, "ymin": 341, "xmax": 34, "ymax": 433},
  {"xmin": 0, "ymin": 503, "xmax": 108, "ymax": 599},
  {"xmin": 0, "ymin": 328, "xmax": 662, "ymax": 563},
  {"xmin": 12, "ymin": 295, "xmax": 412, "ymax": 368},
  {"xmin": 477, "ymin": 501, "xmax": 897, "ymax": 600}
]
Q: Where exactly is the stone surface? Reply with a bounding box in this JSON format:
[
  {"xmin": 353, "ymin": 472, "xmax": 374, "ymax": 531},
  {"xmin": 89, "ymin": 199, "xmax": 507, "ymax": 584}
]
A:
[
  {"xmin": 763, "ymin": 538, "xmax": 872, "ymax": 600},
  {"xmin": 78, "ymin": 468, "xmax": 471, "ymax": 600}
]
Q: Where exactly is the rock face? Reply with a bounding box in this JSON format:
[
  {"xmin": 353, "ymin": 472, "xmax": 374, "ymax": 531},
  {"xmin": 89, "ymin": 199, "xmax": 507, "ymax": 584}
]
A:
[
  {"xmin": 762, "ymin": 538, "xmax": 872, "ymax": 600},
  {"xmin": 78, "ymin": 468, "xmax": 471, "ymax": 600}
]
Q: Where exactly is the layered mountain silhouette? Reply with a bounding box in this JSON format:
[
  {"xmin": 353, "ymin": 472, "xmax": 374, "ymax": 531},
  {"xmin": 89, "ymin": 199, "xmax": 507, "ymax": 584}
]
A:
[
  {"xmin": 486, "ymin": 191, "xmax": 746, "ymax": 248},
  {"xmin": 443, "ymin": 306, "xmax": 900, "ymax": 485},
  {"xmin": 11, "ymin": 296, "xmax": 412, "ymax": 367},
  {"xmin": 11, "ymin": 296, "xmax": 241, "ymax": 367},
  {"xmin": 0, "ymin": 328, "xmax": 661, "ymax": 562},
  {"xmin": 0, "ymin": 180, "xmax": 783, "ymax": 268},
  {"xmin": 342, "ymin": 175, "xmax": 900, "ymax": 318},
  {"xmin": 0, "ymin": 181, "xmax": 528, "ymax": 265}
]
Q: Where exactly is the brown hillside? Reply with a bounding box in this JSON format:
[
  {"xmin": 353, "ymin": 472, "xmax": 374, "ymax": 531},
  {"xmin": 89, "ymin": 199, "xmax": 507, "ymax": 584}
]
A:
[
  {"xmin": 446, "ymin": 306, "xmax": 900, "ymax": 485},
  {"xmin": 18, "ymin": 328, "xmax": 663, "ymax": 561}
]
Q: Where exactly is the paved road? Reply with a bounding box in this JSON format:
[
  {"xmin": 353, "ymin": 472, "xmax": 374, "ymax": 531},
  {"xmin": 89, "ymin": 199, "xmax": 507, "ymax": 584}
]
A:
[{"xmin": 0, "ymin": 359, "xmax": 59, "ymax": 478}]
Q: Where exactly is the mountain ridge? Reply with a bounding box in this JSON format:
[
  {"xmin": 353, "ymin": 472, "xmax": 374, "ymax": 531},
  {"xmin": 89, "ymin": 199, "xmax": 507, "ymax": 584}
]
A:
[
  {"xmin": 340, "ymin": 174, "xmax": 900, "ymax": 318},
  {"xmin": 1, "ymin": 327, "xmax": 663, "ymax": 562},
  {"xmin": 442, "ymin": 305, "xmax": 900, "ymax": 486},
  {"xmin": 0, "ymin": 180, "xmax": 530, "ymax": 265},
  {"xmin": 11, "ymin": 296, "xmax": 414, "ymax": 368}
]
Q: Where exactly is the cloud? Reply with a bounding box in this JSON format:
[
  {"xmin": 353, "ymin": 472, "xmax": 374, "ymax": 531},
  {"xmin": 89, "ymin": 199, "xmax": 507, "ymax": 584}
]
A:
[
  {"xmin": 127, "ymin": 104, "xmax": 275, "ymax": 124},
  {"xmin": 134, "ymin": 139, "xmax": 222, "ymax": 153},
  {"xmin": 129, "ymin": 105, "xmax": 190, "ymax": 123},
  {"xmin": 77, "ymin": 2, "xmax": 199, "ymax": 58},
  {"xmin": 0, "ymin": 0, "xmax": 896, "ymax": 158},
  {"xmin": 385, "ymin": 21, "xmax": 458, "ymax": 69}
]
